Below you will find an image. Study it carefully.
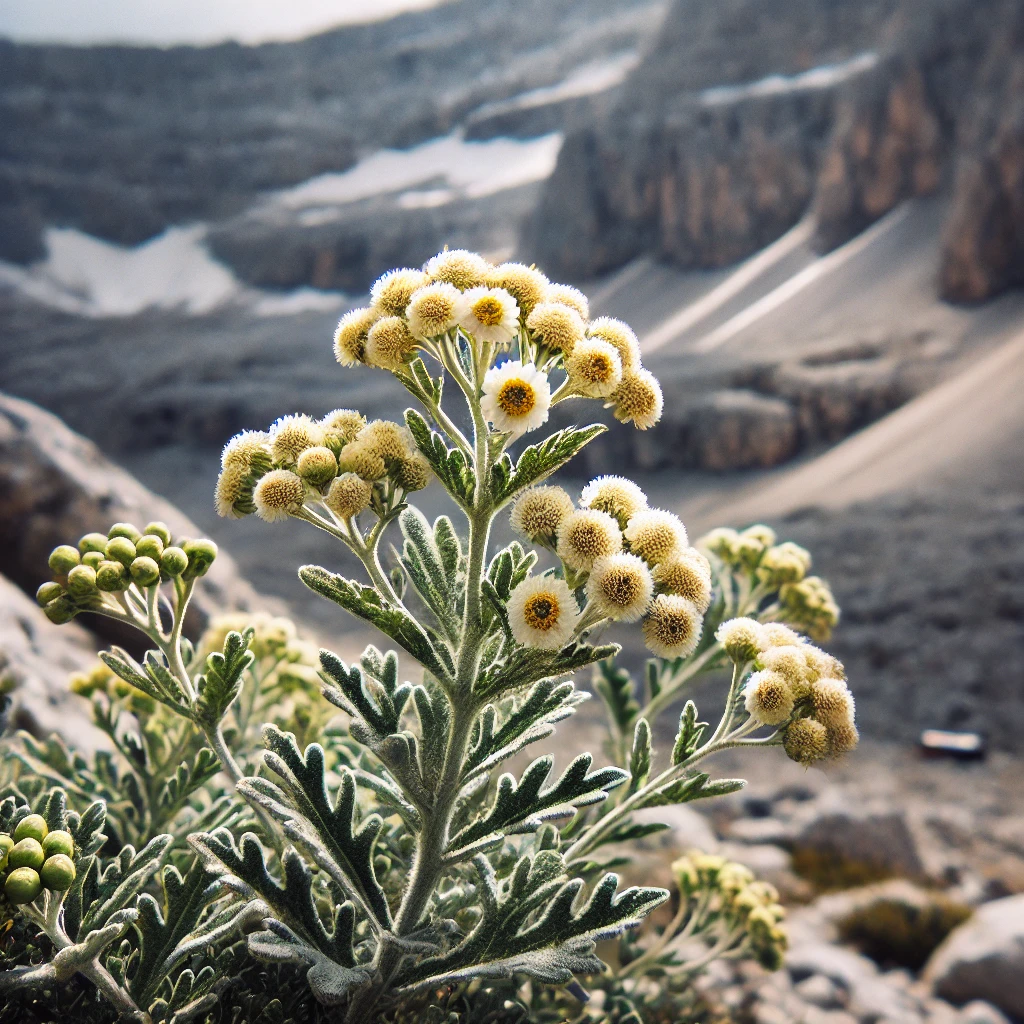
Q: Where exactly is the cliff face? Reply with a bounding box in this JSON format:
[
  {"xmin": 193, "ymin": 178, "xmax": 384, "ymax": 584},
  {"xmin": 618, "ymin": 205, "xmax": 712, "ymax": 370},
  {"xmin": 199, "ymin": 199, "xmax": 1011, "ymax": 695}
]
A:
[{"xmin": 529, "ymin": 0, "xmax": 1024, "ymax": 303}]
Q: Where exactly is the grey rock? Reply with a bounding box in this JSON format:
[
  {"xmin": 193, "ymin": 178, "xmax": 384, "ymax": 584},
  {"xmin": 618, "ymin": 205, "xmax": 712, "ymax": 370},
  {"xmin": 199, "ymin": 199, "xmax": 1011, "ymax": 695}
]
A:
[
  {"xmin": 788, "ymin": 942, "xmax": 880, "ymax": 989},
  {"xmin": 804, "ymin": 1011, "xmax": 859, "ymax": 1024},
  {"xmin": 955, "ymin": 1002, "xmax": 1013, "ymax": 1024},
  {"xmin": 924, "ymin": 895, "xmax": 1024, "ymax": 1020},
  {"xmin": 684, "ymin": 390, "xmax": 799, "ymax": 471},
  {"xmin": 797, "ymin": 973, "xmax": 847, "ymax": 1009},
  {"xmin": 632, "ymin": 803, "xmax": 720, "ymax": 853},
  {"xmin": 0, "ymin": 572, "xmax": 99, "ymax": 745},
  {"xmin": 0, "ymin": 392, "xmax": 277, "ymax": 643},
  {"xmin": 728, "ymin": 817, "xmax": 795, "ymax": 846}
]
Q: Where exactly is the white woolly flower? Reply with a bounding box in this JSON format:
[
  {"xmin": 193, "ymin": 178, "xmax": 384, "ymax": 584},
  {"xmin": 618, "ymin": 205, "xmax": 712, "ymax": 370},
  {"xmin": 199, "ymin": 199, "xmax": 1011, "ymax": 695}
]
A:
[
  {"xmin": 566, "ymin": 338, "xmax": 623, "ymax": 398},
  {"xmin": 556, "ymin": 508, "xmax": 622, "ymax": 572},
  {"xmin": 406, "ymin": 282, "xmax": 463, "ymax": 340},
  {"xmin": 624, "ymin": 508, "xmax": 688, "ymax": 566},
  {"xmin": 480, "ymin": 360, "xmax": 551, "ymax": 438},
  {"xmin": 580, "ymin": 475, "xmax": 648, "ymax": 525},
  {"xmin": 458, "ymin": 287, "xmax": 520, "ymax": 346},
  {"xmin": 253, "ymin": 469, "xmax": 306, "ymax": 523},
  {"xmin": 642, "ymin": 594, "xmax": 703, "ymax": 659},
  {"xmin": 586, "ymin": 552, "xmax": 654, "ymax": 622},
  {"xmin": 508, "ymin": 574, "xmax": 580, "ymax": 651},
  {"xmin": 744, "ymin": 670, "xmax": 795, "ymax": 726}
]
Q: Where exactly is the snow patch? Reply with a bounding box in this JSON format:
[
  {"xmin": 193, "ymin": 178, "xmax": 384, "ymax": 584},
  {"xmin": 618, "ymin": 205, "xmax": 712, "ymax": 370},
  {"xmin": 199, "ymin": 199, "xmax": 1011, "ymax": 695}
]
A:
[
  {"xmin": 274, "ymin": 131, "xmax": 563, "ymax": 210},
  {"xmin": 700, "ymin": 52, "xmax": 878, "ymax": 106},
  {"xmin": 0, "ymin": 225, "xmax": 346, "ymax": 319}
]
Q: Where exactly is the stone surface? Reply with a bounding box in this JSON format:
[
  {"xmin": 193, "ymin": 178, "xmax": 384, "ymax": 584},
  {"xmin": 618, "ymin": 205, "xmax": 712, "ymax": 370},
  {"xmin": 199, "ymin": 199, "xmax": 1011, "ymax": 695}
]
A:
[
  {"xmin": 955, "ymin": 1002, "xmax": 1014, "ymax": 1024},
  {"xmin": 632, "ymin": 803, "xmax": 720, "ymax": 853},
  {"xmin": 0, "ymin": 392, "xmax": 276, "ymax": 641},
  {"xmin": 796, "ymin": 973, "xmax": 847, "ymax": 1010},
  {"xmin": 685, "ymin": 390, "xmax": 800, "ymax": 471},
  {"xmin": 924, "ymin": 895, "xmax": 1024, "ymax": 1020}
]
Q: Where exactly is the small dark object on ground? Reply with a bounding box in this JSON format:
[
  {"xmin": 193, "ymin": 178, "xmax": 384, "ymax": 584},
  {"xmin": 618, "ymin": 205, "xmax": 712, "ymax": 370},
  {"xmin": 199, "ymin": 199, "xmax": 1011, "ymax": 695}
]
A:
[{"xmin": 919, "ymin": 729, "xmax": 986, "ymax": 761}]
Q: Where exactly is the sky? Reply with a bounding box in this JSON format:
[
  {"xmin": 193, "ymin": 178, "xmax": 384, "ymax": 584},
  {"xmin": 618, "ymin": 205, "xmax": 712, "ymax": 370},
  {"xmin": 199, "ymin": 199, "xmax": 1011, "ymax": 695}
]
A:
[{"xmin": 0, "ymin": 0, "xmax": 449, "ymax": 46}]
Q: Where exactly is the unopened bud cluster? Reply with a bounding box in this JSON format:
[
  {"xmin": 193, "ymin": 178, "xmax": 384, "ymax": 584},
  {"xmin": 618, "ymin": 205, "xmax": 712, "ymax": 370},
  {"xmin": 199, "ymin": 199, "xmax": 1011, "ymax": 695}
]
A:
[
  {"xmin": 700, "ymin": 524, "xmax": 839, "ymax": 641},
  {"xmin": 0, "ymin": 815, "xmax": 76, "ymax": 908},
  {"xmin": 37, "ymin": 521, "xmax": 217, "ymax": 624},
  {"xmin": 338, "ymin": 249, "xmax": 663, "ymax": 435},
  {"xmin": 509, "ymin": 476, "xmax": 708, "ymax": 658},
  {"xmin": 715, "ymin": 616, "xmax": 857, "ymax": 764},
  {"xmin": 216, "ymin": 411, "xmax": 430, "ymax": 525},
  {"xmin": 671, "ymin": 851, "xmax": 788, "ymax": 971}
]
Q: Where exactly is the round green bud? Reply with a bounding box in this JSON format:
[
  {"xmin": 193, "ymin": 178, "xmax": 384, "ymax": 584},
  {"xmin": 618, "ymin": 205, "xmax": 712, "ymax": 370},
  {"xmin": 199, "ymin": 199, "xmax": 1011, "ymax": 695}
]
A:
[
  {"xmin": 13, "ymin": 815, "xmax": 48, "ymax": 844},
  {"xmin": 40, "ymin": 854, "xmax": 76, "ymax": 892},
  {"xmin": 43, "ymin": 596, "xmax": 76, "ymax": 624},
  {"xmin": 48, "ymin": 545, "xmax": 81, "ymax": 575},
  {"xmin": 160, "ymin": 546, "xmax": 189, "ymax": 577},
  {"xmin": 143, "ymin": 522, "xmax": 173, "ymax": 546},
  {"xmin": 9, "ymin": 838, "xmax": 45, "ymax": 871},
  {"xmin": 0, "ymin": 834, "xmax": 13, "ymax": 872},
  {"xmin": 5, "ymin": 867, "xmax": 42, "ymax": 905},
  {"xmin": 96, "ymin": 559, "xmax": 129, "ymax": 592},
  {"xmin": 66, "ymin": 564, "xmax": 98, "ymax": 597},
  {"xmin": 107, "ymin": 522, "xmax": 141, "ymax": 543},
  {"xmin": 41, "ymin": 830, "xmax": 74, "ymax": 859},
  {"xmin": 78, "ymin": 532, "xmax": 109, "ymax": 554},
  {"xmin": 130, "ymin": 556, "xmax": 161, "ymax": 586},
  {"xmin": 36, "ymin": 581, "xmax": 65, "ymax": 607},
  {"xmin": 105, "ymin": 536, "xmax": 137, "ymax": 568},
  {"xmin": 182, "ymin": 538, "xmax": 218, "ymax": 580},
  {"xmin": 135, "ymin": 534, "xmax": 164, "ymax": 560},
  {"xmin": 81, "ymin": 550, "xmax": 105, "ymax": 570}
]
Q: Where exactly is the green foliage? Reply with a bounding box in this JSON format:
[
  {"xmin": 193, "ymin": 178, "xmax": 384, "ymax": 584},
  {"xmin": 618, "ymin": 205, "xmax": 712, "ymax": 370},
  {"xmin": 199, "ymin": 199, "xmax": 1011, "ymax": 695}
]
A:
[{"xmin": 490, "ymin": 424, "xmax": 606, "ymax": 506}]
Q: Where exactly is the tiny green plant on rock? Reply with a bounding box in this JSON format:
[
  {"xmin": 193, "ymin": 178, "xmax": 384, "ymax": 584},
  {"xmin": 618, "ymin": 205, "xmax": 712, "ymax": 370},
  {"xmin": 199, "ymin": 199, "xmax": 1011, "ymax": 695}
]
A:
[{"xmin": 1, "ymin": 250, "xmax": 858, "ymax": 1023}]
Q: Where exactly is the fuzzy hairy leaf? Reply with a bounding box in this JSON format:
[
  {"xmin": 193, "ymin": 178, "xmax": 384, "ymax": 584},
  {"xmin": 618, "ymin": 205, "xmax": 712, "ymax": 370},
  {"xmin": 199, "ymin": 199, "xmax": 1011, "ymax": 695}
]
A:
[
  {"xmin": 449, "ymin": 754, "xmax": 627, "ymax": 858},
  {"xmin": 300, "ymin": 566, "xmax": 453, "ymax": 680},
  {"xmin": 629, "ymin": 718, "xmax": 652, "ymax": 792},
  {"xmin": 490, "ymin": 424, "xmax": 606, "ymax": 506},
  {"xmin": 319, "ymin": 647, "xmax": 413, "ymax": 740},
  {"xmin": 398, "ymin": 510, "xmax": 463, "ymax": 646},
  {"xmin": 476, "ymin": 640, "xmax": 620, "ymax": 701},
  {"xmin": 641, "ymin": 771, "xmax": 746, "ymax": 808},
  {"xmin": 194, "ymin": 629, "xmax": 254, "ymax": 729},
  {"xmin": 100, "ymin": 648, "xmax": 188, "ymax": 713},
  {"xmin": 671, "ymin": 701, "xmax": 708, "ymax": 766},
  {"xmin": 594, "ymin": 658, "xmax": 640, "ymax": 734},
  {"xmin": 405, "ymin": 409, "xmax": 475, "ymax": 507}
]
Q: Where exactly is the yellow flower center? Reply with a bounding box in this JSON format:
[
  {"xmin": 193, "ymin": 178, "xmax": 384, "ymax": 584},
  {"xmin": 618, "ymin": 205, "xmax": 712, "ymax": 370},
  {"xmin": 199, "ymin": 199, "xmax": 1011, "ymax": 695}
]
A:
[
  {"xmin": 472, "ymin": 296, "xmax": 505, "ymax": 327},
  {"xmin": 523, "ymin": 593, "xmax": 559, "ymax": 630},
  {"xmin": 418, "ymin": 295, "xmax": 454, "ymax": 327},
  {"xmin": 497, "ymin": 378, "xmax": 536, "ymax": 418},
  {"xmin": 602, "ymin": 568, "xmax": 643, "ymax": 606},
  {"xmin": 585, "ymin": 353, "xmax": 614, "ymax": 381}
]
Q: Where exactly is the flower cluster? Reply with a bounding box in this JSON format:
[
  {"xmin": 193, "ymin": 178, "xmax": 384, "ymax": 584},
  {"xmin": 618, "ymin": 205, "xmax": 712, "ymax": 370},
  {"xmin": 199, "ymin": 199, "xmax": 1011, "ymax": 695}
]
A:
[
  {"xmin": 0, "ymin": 815, "xmax": 76, "ymax": 907},
  {"xmin": 716, "ymin": 616, "xmax": 857, "ymax": 765},
  {"xmin": 216, "ymin": 411, "xmax": 430, "ymax": 525},
  {"xmin": 671, "ymin": 852, "xmax": 788, "ymax": 971},
  {"xmin": 335, "ymin": 248, "xmax": 663, "ymax": 437},
  {"xmin": 35, "ymin": 521, "xmax": 216, "ymax": 624},
  {"xmin": 508, "ymin": 476, "xmax": 710, "ymax": 659},
  {"xmin": 700, "ymin": 524, "xmax": 839, "ymax": 641}
]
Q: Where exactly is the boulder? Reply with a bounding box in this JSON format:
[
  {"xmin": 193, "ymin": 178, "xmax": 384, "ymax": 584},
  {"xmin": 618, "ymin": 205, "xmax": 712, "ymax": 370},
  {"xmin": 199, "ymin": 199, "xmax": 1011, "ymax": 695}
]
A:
[
  {"xmin": 924, "ymin": 895, "xmax": 1024, "ymax": 1020},
  {"xmin": 0, "ymin": 392, "xmax": 275, "ymax": 642},
  {"xmin": 684, "ymin": 390, "xmax": 799, "ymax": 471},
  {"xmin": 955, "ymin": 1003, "xmax": 1014, "ymax": 1024}
]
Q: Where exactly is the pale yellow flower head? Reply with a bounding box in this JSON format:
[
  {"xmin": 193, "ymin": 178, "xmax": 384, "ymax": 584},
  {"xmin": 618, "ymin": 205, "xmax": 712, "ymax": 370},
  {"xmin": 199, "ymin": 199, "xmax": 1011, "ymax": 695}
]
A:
[
  {"xmin": 221, "ymin": 429, "xmax": 271, "ymax": 471},
  {"xmin": 744, "ymin": 670, "xmax": 795, "ymax": 726},
  {"xmin": 296, "ymin": 446, "xmax": 339, "ymax": 488},
  {"xmin": 783, "ymin": 717, "xmax": 829, "ymax": 766},
  {"xmin": 556, "ymin": 508, "xmax": 622, "ymax": 572},
  {"xmin": 586, "ymin": 552, "xmax": 654, "ymax": 622},
  {"xmin": 810, "ymin": 677, "xmax": 855, "ymax": 728},
  {"xmin": 716, "ymin": 617, "xmax": 765, "ymax": 662},
  {"xmin": 543, "ymin": 283, "xmax": 589, "ymax": 319},
  {"xmin": 826, "ymin": 720, "xmax": 859, "ymax": 757},
  {"xmin": 370, "ymin": 267, "xmax": 429, "ymax": 317},
  {"xmin": 334, "ymin": 306, "xmax": 378, "ymax": 366},
  {"xmin": 487, "ymin": 262, "xmax": 548, "ymax": 316},
  {"xmin": 759, "ymin": 623, "xmax": 803, "ymax": 648},
  {"xmin": 270, "ymin": 414, "xmax": 325, "ymax": 466},
  {"xmin": 406, "ymin": 282, "xmax": 463, "ymax": 340},
  {"xmin": 757, "ymin": 644, "xmax": 812, "ymax": 699},
  {"xmin": 511, "ymin": 486, "xmax": 575, "ymax": 545},
  {"xmin": 579, "ymin": 475, "xmax": 647, "ymax": 528},
  {"xmin": 526, "ymin": 301, "xmax": 586, "ymax": 356},
  {"xmin": 320, "ymin": 409, "xmax": 366, "ymax": 444},
  {"xmin": 508, "ymin": 574, "xmax": 580, "ymax": 650},
  {"xmin": 253, "ymin": 469, "xmax": 306, "ymax": 523},
  {"xmin": 642, "ymin": 594, "xmax": 703, "ymax": 659},
  {"xmin": 588, "ymin": 317, "xmax": 641, "ymax": 373},
  {"xmin": 338, "ymin": 440, "xmax": 386, "ymax": 481},
  {"xmin": 624, "ymin": 508, "xmax": 687, "ymax": 567},
  {"xmin": 393, "ymin": 450, "xmax": 432, "ymax": 492},
  {"xmin": 215, "ymin": 464, "xmax": 248, "ymax": 519},
  {"xmin": 652, "ymin": 548, "xmax": 713, "ymax": 613},
  {"xmin": 324, "ymin": 473, "xmax": 373, "ymax": 519},
  {"xmin": 612, "ymin": 369, "xmax": 663, "ymax": 430},
  {"xmin": 366, "ymin": 316, "xmax": 417, "ymax": 370},
  {"xmin": 425, "ymin": 248, "xmax": 491, "ymax": 290},
  {"xmin": 565, "ymin": 338, "xmax": 623, "ymax": 397}
]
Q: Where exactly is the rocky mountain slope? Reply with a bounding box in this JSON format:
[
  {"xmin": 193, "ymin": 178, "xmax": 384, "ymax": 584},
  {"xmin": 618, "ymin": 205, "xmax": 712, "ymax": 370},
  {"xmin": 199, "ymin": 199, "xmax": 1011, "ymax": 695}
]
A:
[{"xmin": 526, "ymin": 0, "xmax": 1024, "ymax": 303}]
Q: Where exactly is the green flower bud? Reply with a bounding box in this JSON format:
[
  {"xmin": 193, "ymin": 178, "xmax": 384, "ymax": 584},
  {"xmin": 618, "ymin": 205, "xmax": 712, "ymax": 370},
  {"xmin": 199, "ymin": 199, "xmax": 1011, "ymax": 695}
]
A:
[
  {"xmin": 41, "ymin": 830, "xmax": 74, "ymax": 859},
  {"xmin": 82, "ymin": 550, "xmax": 105, "ymax": 570},
  {"xmin": 105, "ymin": 536, "xmax": 137, "ymax": 568},
  {"xmin": 107, "ymin": 522, "xmax": 141, "ymax": 543},
  {"xmin": 135, "ymin": 534, "xmax": 164, "ymax": 560},
  {"xmin": 48, "ymin": 545, "xmax": 81, "ymax": 575},
  {"xmin": 143, "ymin": 522, "xmax": 173, "ymax": 546},
  {"xmin": 13, "ymin": 815, "xmax": 48, "ymax": 844},
  {"xmin": 43, "ymin": 596, "xmax": 77, "ymax": 624},
  {"xmin": 40, "ymin": 853, "xmax": 76, "ymax": 892},
  {"xmin": 130, "ymin": 556, "xmax": 161, "ymax": 586},
  {"xmin": 5, "ymin": 867, "xmax": 42, "ymax": 905},
  {"xmin": 182, "ymin": 538, "xmax": 217, "ymax": 580},
  {"xmin": 9, "ymin": 837, "xmax": 45, "ymax": 871},
  {"xmin": 78, "ymin": 532, "xmax": 109, "ymax": 554},
  {"xmin": 296, "ymin": 446, "xmax": 339, "ymax": 488},
  {"xmin": 0, "ymin": 834, "xmax": 13, "ymax": 872},
  {"xmin": 160, "ymin": 546, "xmax": 189, "ymax": 577},
  {"xmin": 66, "ymin": 564, "xmax": 98, "ymax": 597},
  {"xmin": 96, "ymin": 559, "xmax": 129, "ymax": 592},
  {"xmin": 36, "ymin": 581, "xmax": 65, "ymax": 607}
]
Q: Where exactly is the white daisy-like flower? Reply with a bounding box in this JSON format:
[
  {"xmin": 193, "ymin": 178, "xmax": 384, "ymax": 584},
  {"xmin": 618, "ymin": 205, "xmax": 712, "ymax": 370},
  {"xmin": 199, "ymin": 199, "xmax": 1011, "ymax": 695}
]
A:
[
  {"xmin": 480, "ymin": 360, "xmax": 551, "ymax": 438},
  {"xmin": 458, "ymin": 286, "xmax": 520, "ymax": 346},
  {"xmin": 508, "ymin": 574, "xmax": 580, "ymax": 650},
  {"xmin": 406, "ymin": 282, "xmax": 463, "ymax": 340},
  {"xmin": 586, "ymin": 552, "xmax": 654, "ymax": 622}
]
